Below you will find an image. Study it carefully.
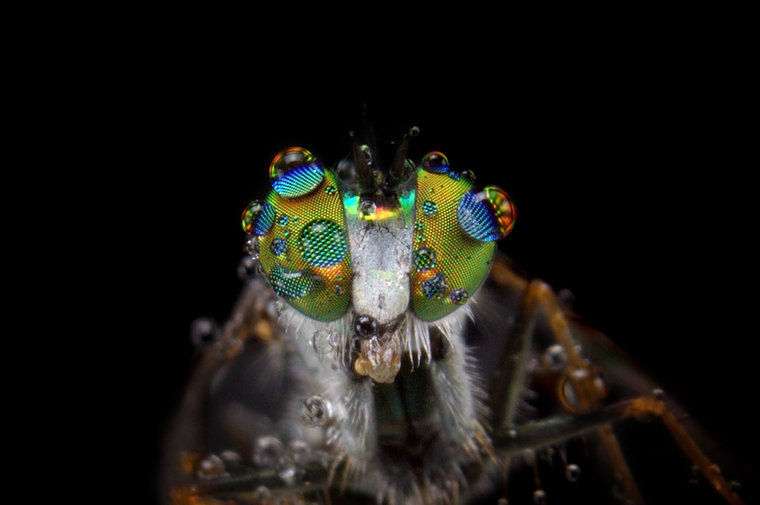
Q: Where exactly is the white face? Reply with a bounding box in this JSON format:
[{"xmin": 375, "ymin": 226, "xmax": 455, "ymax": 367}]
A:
[{"xmin": 345, "ymin": 196, "xmax": 414, "ymax": 383}]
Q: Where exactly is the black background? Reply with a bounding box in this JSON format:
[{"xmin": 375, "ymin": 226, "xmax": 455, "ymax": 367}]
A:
[{"xmin": 101, "ymin": 53, "xmax": 754, "ymax": 503}]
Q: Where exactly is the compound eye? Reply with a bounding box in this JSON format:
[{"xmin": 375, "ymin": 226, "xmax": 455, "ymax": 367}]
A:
[
  {"xmin": 247, "ymin": 148, "xmax": 352, "ymax": 321},
  {"xmin": 411, "ymin": 152, "xmax": 515, "ymax": 321}
]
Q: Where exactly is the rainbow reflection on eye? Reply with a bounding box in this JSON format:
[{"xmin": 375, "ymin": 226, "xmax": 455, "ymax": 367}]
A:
[
  {"xmin": 269, "ymin": 147, "xmax": 325, "ymax": 198},
  {"xmin": 241, "ymin": 200, "xmax": 275, "ymax": 236},
  {"xmin": 457, "ymin": 186, "xmax": 516, "ymax": 242}
]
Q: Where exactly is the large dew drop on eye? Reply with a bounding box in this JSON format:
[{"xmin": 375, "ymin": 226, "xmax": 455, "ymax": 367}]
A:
[
  {"xmin": 269, "ymin": 147, "xmax": 325, "ymax": 198},
  {"xmin": 456, "ymin": 186, "xmax": 515, "ymax": 241},
  {"xmin": 298, "ymin": 219, "xmax": 348, "ymax": 268},
  {"xmin": 241, "ymin": 200, "xmax": 275, "ymax": 236},
  {"xmin": 421, "ymin": 151, "xmax": 451, "ymax": 174}
]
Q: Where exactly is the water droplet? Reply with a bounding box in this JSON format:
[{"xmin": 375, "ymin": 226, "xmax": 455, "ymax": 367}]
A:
[
  {"xmin": 243, "ymin": 237, "xmax": 259, "ymax": 258},
  {"xmin": 252, "ymin": 486, "xmax": 271, "ymax": 500},
  {"xmin": 196, "ymin": 454, "xmax": 225, "ymax": 480},
  {"xmin": 288, "ymin": 440, "xmax": 310, "ymax": 466},
  {"xmin": 566, "ymin": 463, "xmax": 581, "ymax": 482},
  {"xmin": 652, "ymin": 388, "xmax": 665, "ymax": 400},
  {"xmin": 328, "ymin": 331, "xmax": 341, "ymax": 349},
  {"xmin": 543, "ymin": 344, "xmax": 568, "ymax": 369},
  {"xmin": 508, "ymin": 428, "xmax": 518, "ymax": 438},
  {"xmin": 278, "ymin": 214, "xmax": 289, "ymax": 226},
  {"xmin": 730, "ymin": 480, "xmax": 742, "ymax": 491},
  {"xmin": 447, "ymin": 170, "xmax": 461, "ymax": 180},
  {"xmin": 359, "ymin": 199, "xmax": 376, "ymax": 216},
  {"xmin": 449, "ymin": 288, "xmax": 469, "ymax": 305},
  {"xmin": 301, "ymin": 395, "xmax": 332, "ymax": 427},
  {"xmin": 413, "ymin": 247, "xmax": 437, "ymax": 272},
  {"xmin": 532, "ymin": 489, "xmax": 546, "ymax": 504},
  {"xmin": 269, "ymin": 264, "xmax": 316, "ymax": 299},
  {"xmin": 219, "ymin": 450, "xmax": 242, "ymax": 472},
  {"xmin": 325, "ymin": 185, "xmax": 337, "ymax": 195},
  {"xmin": 359, "ymin": 144, "xmax": 373, "ymax": 165},
  {"xmin": 253, "ymin": 436, "xmax": 284, "ymax": 468},
  {"xmin": 421, "ymin": 272, "xmax": 446, "ymax": 299},
  {"xmin": 298, "ymin": 219, "xmax": 348, "ymax": 267},
  {"xmin": 456, "ymin": 186, "xmax": 515, "ymax": 242},
  {"xmin": 278, "ymin": 465, "xmax": 297, "ymax": 486},
  {"xmin": 237, "ymin": 256, "xmax": 259, "ymax": 280},
  {"xmin": 333, "ymin": 284, "xmax": 344, "ymax": 295},
  {"xmin": 421, "ymin": 151, "xmax": 450, "ymax": 174},
  {"xmin": 415, "ymin": 220, "xmax": 424, "ymax": 232},
  {"xmin": 422, "ymin": 200, "xmax": 438, "ymax": 216},
  {"xmin": 270, "ymin": 237, "xmax": 287, "ymax": 256},
  {"xmin": 190, "ymin": 317, "xmax": 218, "ymax": 348},
  {"xmin": 355, "ymin": 315, "xmax": 378, "ymax": 337},
  {"xmin": 241, "ymin": 200, "xmax": 275, "ymax": 236},
  {"xmin": 269, "ymin": 147, "xmax": 324, "ymax": 198},
  {"xmin": 459, "ymin": 170, "xmax": 476, "ymax": 184}
]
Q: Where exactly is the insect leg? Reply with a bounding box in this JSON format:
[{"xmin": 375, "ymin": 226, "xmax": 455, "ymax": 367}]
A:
[
  {"xmin": 488, "ymin": 277, "xmax": 644, "ymax": 503},
  {"xmin": 493, "ymin": 395, "xmax": 746, "ymax": 505}
]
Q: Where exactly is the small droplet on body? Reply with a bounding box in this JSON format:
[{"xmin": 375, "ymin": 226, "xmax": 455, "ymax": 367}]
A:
[
  {"xmin": 270, "ymin": 237, "xmax": 287, "ymax": 256},
  {"xmin": 421, "ymin": 151, "xmax": 450, "ymax": 174},
  {"xmin": 422, "ymin": 200, "xmax": 438, "ymax": 216},
  {"xmin": 413, "ymin": 247, "xmax": 437, "ymax": 272},
  {"xmin": 190, "ymin": 317, "xmax": 218, "ymax": 348},
  {"xmin": 244, "ymin": 237, "xmax": 259, "ymax": 257},
  {"xmin": 652, "ymin": 388, "xmax": 665, "ymax": 400},
  {"xmin": 196, "ymin": 454, "xmax": 225, "ymax": 480},
  {"xmin": 219, "ymin": 450, "xmax": 242, "ymax": 472},
  {"xmin": 278, "ymin": 465, "xmax": 297, "ymax": 486},
  {"xmin": 236, "ymin": 255, "xmax": 259, "ymax": 280},
  {"xmin": 565, "ymin": 463, "xmax": 581, "ymax": 482},
  {"xmin": 359, "ymin": 199, "xmax": 376, "ymax": 216},
  {"xmin": 253, "ymin": 436, "xmax": 284, "ymax": 468},
  {"xmin": 543, "ymin": 344, "xmax": 568, "ymax": 369},
  {"xmin": 532, "ymin": 489, "xmax": 546, "ymax": 504},
  {"xmin": 252, "ymin": 486, "xmax": 271, "ymax": 500},
  {"xmin": 449, "ymin": 288, "xmax": 469, "ymax": 305},
  {"xmin": 301, "ymin": 395, "xmax": 332, "ymax": 427}
]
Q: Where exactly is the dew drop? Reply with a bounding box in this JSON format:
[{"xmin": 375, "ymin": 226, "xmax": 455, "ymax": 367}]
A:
[
  {"xmin": 421, "ymin": 272, "xmax": 446, "ymax": 299},
  {"xmin": 196, "ymin": 454, "xmax": 225, "ymax": 480},
  {"xmin": 241, "ymin": 200, "xmax": 275, "ymax": 236},
  {"xmin": 270, "ymin": 237, "xmax": 287, "ymax": 256},
  {"xmin": 243, "ymin": 237, "xmax": 259, "ymax": 258},
  {"xmin": 422, "ymin": 200, "xmax": 438, "ymax": 216},
  {"xmin": 237, "ymin": 255, "xmax": 259, "ymax": 280},
  {"xmin": 359, "ymin": 199, "xmax": 376, "ymax": 216},
  {"xmin": 190, "ymin": 317, "xmax": 218, "ymax": 348},
  {"xmin": 219, "ymin": 450, "xmax": 242, "ymax": 472},
  {"xmin": 456, "ymin": 186, "xmax": 515, "ymax": 241},
  {"xmin": 566, "ymin": 463, "xmax": 581, "ymax": 482},
  {"xmin": 421, "ymin": 151, "xmax": 450, "ymax": 174},
  {"xmin": 543, "ymin": 344, "xmax": 568, "ymax": 369},
  {"xmin": 288, "ymin": 440, "xmax": 311, "ymax": 466},
  {"xmin": 301, "ymin": 395, "xmax": 332, "ymax": 427},
  {"xmin": 532, "ymin": 489, "xmax": 546, "ymax": 504},
  {"xmin": 278, "ymin": 465, "xmax": 297, "ymax": 486},
  {"xmin": 269, "ymin": 147, "xmax": 324, "ymax": 198},
  {"xmin": 652, "ymin": 388, "xmax": 665, "ymax": 400},
  {"xmin": 459, "ymin": 170, "xmax": 476, "ymax": 184},
  {"xmin": 414, "ymin": 220, "xmax": 424, "ymax": 232},
  {"xmin": 252, "ymin": 486, "xmax": 271, "ymax": 500},
  {"xmin": 449, "ymin": 288, "xmax": 469, "ymax": 305},
  {"xmin": 278, "ymin": 214, "xmax": 289, "ymax": 226},
  {"xmin": 299, "ymin": 219, "xmax": 348, "ymax": 268},
  {"xmin": 333, "ymin": 284, "xmax": 344, "ymax": 295},
  {"xmin": 447, "ymin": 170, "xmax": 461, "ymax": 180},
  {"xmin": 253, "ymin": 436, "xmax": 284, "ymax": 468},
  {"xmin": 325, "ymin": 185, "xmax": 337, "ymax": 195},
  {"xmin": 413, "ymin": 247, "xmax": 437, "ymax": 272}
]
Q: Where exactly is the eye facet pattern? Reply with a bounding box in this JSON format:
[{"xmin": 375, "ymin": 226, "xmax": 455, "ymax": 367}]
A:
[{"xmin": 410, "ymin": 151, "xmax": 515, "ymax": 321}]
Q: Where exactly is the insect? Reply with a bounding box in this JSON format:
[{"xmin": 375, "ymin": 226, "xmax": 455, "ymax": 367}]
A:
[{"xmin": 161, "ymin": 128, "xmax": 747, "ymax": 505}]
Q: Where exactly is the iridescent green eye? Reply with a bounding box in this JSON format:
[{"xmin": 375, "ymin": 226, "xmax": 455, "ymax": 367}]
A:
[
  {"xmin": 410, "ymin": 152, "xmax": 515, "ymax": 321},
  {"xmin": 251, "ymin": 148, "xmax": 351, "ymax": 321}
]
